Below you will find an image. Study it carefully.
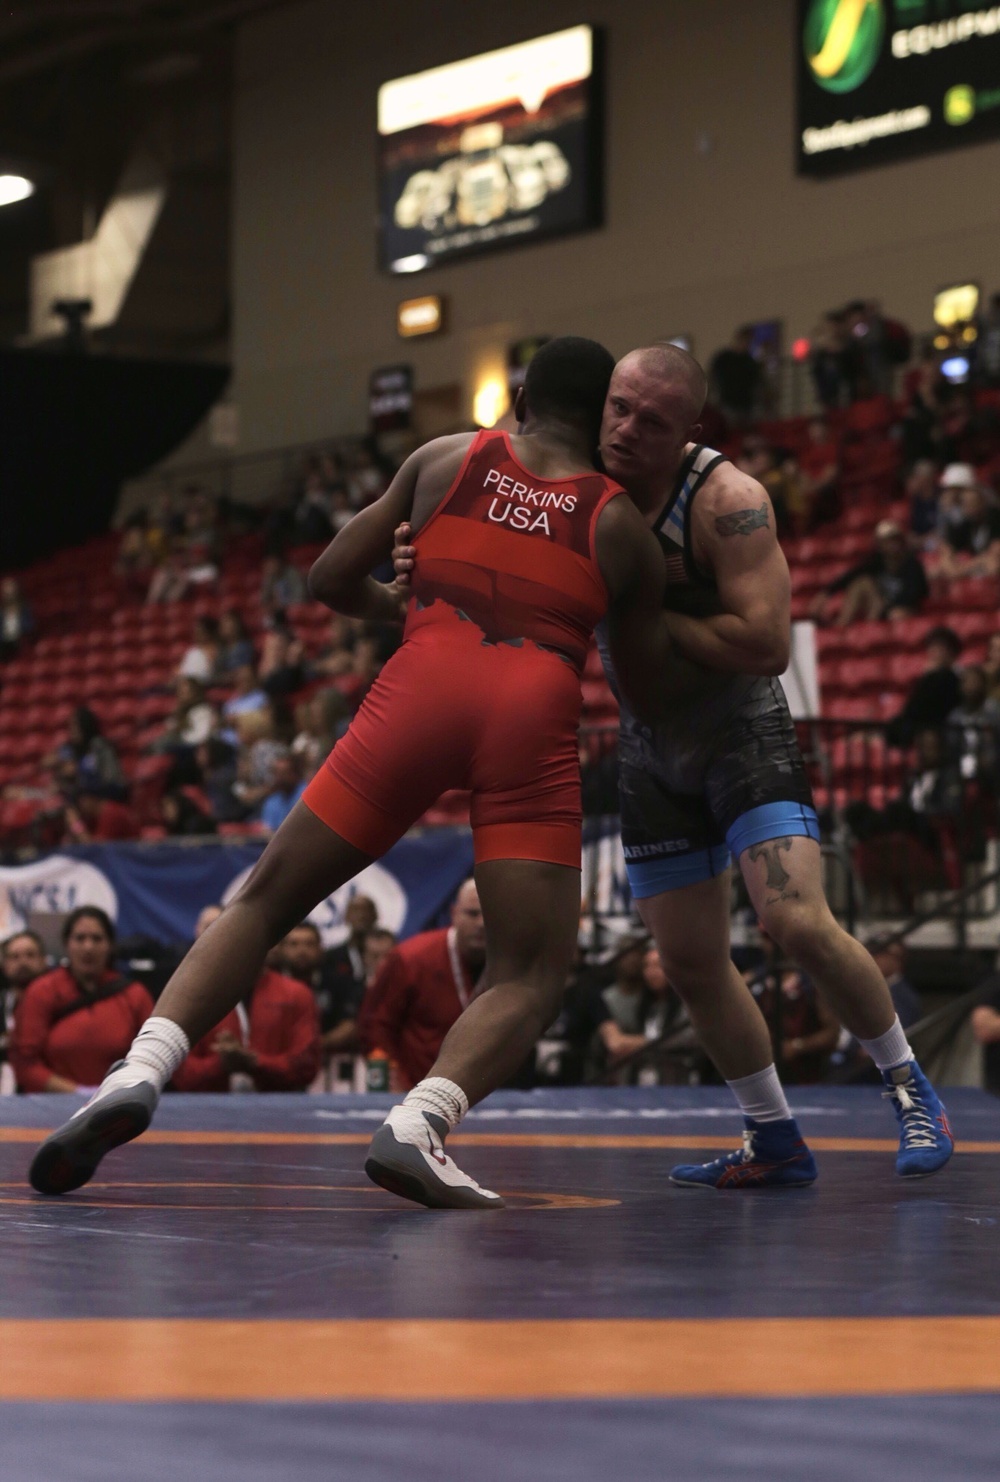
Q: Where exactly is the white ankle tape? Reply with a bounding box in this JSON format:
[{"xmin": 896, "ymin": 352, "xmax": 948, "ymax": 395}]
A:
[
  {"xmin": 126, "ymin": 1017, "xmax": 191, "ymax": 1088},
  {"xmin": 404, "ymin": 1077, "xmax": 469, "ymax": 1128}
]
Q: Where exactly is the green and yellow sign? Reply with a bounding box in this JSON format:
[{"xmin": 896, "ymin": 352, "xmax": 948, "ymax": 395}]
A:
[{"xmin": 804, "ymin": 0, "xmax": 886, "ymax": 93}]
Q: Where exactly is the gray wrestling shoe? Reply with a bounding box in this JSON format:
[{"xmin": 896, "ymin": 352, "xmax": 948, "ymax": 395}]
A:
[
  {"xmin": 365, "ymin": 1105, "xmax": 504, "ymax": 1210},
  {"xmin": 29, "ymin": 1064, "xmax": 159, "ymax": 1195}
]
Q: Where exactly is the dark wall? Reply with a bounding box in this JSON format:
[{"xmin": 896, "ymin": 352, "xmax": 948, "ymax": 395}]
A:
[{"xmin": 0, "ymin": 349, "xmax": 228, "ymax": 569}]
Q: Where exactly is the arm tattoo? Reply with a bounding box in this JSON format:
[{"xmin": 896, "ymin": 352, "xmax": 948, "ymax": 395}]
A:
[
  {"xmin": 748, "ymin": 837, "xmax": 801, "ymax": 904},
  {"xmin": 714, "ymin": 503, "xmax": 769, "ymax": 537}
]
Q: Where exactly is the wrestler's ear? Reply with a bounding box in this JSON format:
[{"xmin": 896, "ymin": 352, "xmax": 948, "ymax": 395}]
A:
[{"xmin": 514, "ymin": 385, "xmax": 527, "ymax": 424}]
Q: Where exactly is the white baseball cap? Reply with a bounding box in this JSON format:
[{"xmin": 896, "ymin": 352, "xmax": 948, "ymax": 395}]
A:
[{"xmin": 939, "ymin": 463, "xmax": 978, "ymax": 490}]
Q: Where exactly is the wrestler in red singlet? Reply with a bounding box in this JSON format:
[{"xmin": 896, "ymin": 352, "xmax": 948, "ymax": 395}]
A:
[{"xmin": 302, "ymin": 428, "xmax": 623, "ymax": 868}]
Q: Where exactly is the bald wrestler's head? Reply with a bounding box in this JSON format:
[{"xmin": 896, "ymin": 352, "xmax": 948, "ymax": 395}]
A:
[{"xmin": 600, "ymin": 343, "xmax": 707, "ymax": 498}]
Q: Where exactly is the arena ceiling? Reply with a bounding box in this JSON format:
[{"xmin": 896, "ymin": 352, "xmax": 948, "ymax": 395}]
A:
[{"xmin": 0, "ymin": 0, "xmax": 290, "ymax": 353}]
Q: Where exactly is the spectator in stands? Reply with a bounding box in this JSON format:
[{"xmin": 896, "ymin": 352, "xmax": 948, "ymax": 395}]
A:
[
  {"xmin": 867, "ymin": 939, "xmax": 922, "ymax": 1031},
  {"xmin": 145, "ymin": 542, "xmax": 192, "ymax": 604},
  {"xmin": 970, "ymin": 980, "xmax": 1000, "ymax": 1095},
  {"xmin": 0, "ymin": 578, "xmax": 34, "ymax": 662},
  {"xmin": 709, "ymin": 326, "xmax": 764, "ymax": 426},
  {"xmin": 114, "ymin": 518, "xmax": 155, "ymax": 592},
  {"xmin": 1, "ymin": 931, "xmax": 47, "ymax": 1094},
  {"xmin": 948, "ymin": 665, "xmax": 1000, "ymax": 784},
  {"xmin": 344, "ymin": 445, "xmax": 386, "ymax": 507},
  {"xmin": 177, "ymin": 618, "xmax": 220, "ymax": 684},
  {"xmin": 232, "ymin": 709, "xmax": 285, "ymax": 813},
  {"xmin": 259, "ymin": 626, "xmax": 307, "ymax": 698},
  {"xmin": 984, "ymin": 633, "xmax": 1000, "ymax": 703},
  {"xmin": 194, "ymin": 736, "xmax": 242, "ymax": 822},
  {"xmin": 293, "ymin": 468, "xmax": 335, "ymax": 543},
  {"xmin": 810, "ymin": 310, "xmax": 853, "ymax": 408},
  {"xmin": 51, "ymin": 706, "xmax": 126, "ymax": 801},
  {"xmin": 906, "ymin": 459, "xmax": 941, "ymax": 542},
  {"xmin": 310, "ymin": 614, "xmax": 360, "ymax": 679},
  {"xmin": 155, "ymin": 677, "xmax": 216, "ymax": 752},
  {"xmin": 222, "ymin": 664, "xmax": 269, "ymax": 722},
  {"xmin": 885, "ymin": 627, "xmax": 962, "ymax": 747},
  {"xmin": 161, "ymin": 786, "xmax": 217, "ymax": 836},
  {"xmin": 901, "ymin": 344, "xmax": 946, "ymax": 464},
  {"xmin": 359, "ymin": 879, "xmax": 485, "ymax": 1090},
  {"xmin": 292, "ymin": 688, "xmax": 349, "ymax": 779},
  {"xmin": 171, "ymin": 912, "xmax": 320, "ymax": 1093},
  {"xmin": 932, "ymin": 475, "xmax": 1000, "ymax": 582},
  {"xmin": 279, "ymin": 920, "xmax": 364, "ymax": 1061},
  {"xmin": 796, "ymin": 415, "xmax": 840, "ymax": 527},
  {"xmin": 259, "ymin": 750, "xmax": 306, "ymax": 832},
  {"xmin": 179, "ymin": 492, "xmax": 220, "ymax": 586},
  {"xmin": 216, "ymin": 611, "xmax": 255, "ymax": 681},
  {"xmin": 811, "ymin": 519, "xmax": 928, "ymax": 626},
  {"xmin": 364, "ymin": 928, "xmax": 398, "ymax": 985},
  {"xmin": 977, "ymin": 292, "xmax": 1000, "ymax": 387},
  {"xmin": 323, "ymin": 893, "xmax": 376, "ymax": 1007},
  {"xmin": 846, "ymin": 299, "xmax": 908, "ymax": 396},
  {"xmin": 745, "ymin": 927, "xmax": 840, "ymax": 1083},
  {"xmin": 9, "ymin": 907, "xmax": 153, "ymax": 1093},
  {"xmin": 260, "ymin": 553, "xmax": 307, "ymax": 612},
  {"xmin": 62, "ymin": 785, "xmax": 140, "ymax": 842}
]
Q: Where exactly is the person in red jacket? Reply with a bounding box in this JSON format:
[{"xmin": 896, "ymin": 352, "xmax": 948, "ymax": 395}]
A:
[
  {"xmin": 171, "ymin": 910, "xmax": 320, "ymax": 1091},
  {"xmin": 359, "ymin": 880, "xmax": 485, "ymax": 1089},
  {"xmin": 10, "ymin": 907, "xmax": 152, "ymax": 1093}
]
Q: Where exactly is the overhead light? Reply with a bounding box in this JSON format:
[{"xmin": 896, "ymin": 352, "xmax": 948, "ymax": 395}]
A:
[
  {"xmin": 474, "ymin": 375, "xmax": 507, "ymax": 428},
  {"xmin": 397, "ymin": 295, "xmax": 444, "ymax": 338},
  {"xmin": 390, "ymin": 253, "xmax": 431, "ymax": 274},
  {"xmin": 0, "ymin": 174, "xmax": 34, "ymax": 207}
]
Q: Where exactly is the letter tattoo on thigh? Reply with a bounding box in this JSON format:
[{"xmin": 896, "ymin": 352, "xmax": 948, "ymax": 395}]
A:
[{"xmin": 748, "ymin": 837, "xmax": 800, "ymax": 905}]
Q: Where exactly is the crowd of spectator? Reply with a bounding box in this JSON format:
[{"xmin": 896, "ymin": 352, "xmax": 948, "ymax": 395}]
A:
[
  {"xmin": 0, "ymin": 436, "xmax": 402, "ymax": 847},
  {"xmin": 2, "ymin": 885, "xmax": 949, "ymax": 1099}
]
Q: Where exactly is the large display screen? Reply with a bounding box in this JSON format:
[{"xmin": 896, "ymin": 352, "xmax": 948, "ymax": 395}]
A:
[
  {"xmin": 797, "ymin": 0, "xmax": 1000, "ymax": 176},
  {"xmin": 377, "ymin": 25, "xmax": 603, "ymax": 274}
]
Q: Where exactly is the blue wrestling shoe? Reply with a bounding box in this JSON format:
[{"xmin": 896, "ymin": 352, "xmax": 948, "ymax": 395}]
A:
[
  {"xmin": 669, "ymin": 1117, "xmax": 818, "ymax": 1189},
  {"xmin": 882, "ymin": 1060, "xmax": 954, "ymax": 1178}
]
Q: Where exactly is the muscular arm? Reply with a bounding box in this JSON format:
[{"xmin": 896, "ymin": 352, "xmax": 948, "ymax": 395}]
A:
[
  {"xmin": 307, "ymin": 450, "xmax": 421, "ymax": 620},
  {"xmin": 665, "ymin": 469, "xmax": 791, "ymax": 676},
  {"xmin": 594, "ymin": 496, "xmax": 679, "ymax": 724}
]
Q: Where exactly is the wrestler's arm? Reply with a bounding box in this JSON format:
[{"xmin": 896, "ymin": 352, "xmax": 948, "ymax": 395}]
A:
[
  {"xmin": 596, "ymin": 496, "xmax": 678, "ymax": 723},
  {"xmin": 307, "ymin": 450, "xmax": 423, "ymax": 621},
  {"xmin": 664, "ymin": 468, "xmax": 790, "ymax": 676}
]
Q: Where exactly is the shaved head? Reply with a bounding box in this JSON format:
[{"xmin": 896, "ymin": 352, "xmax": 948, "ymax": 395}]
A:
[
  {"xmin": 616, "ymin": 344, "xmax": 708, "ymax": 422},
  {"xmin": 600, "ymin": 344, "xmax": 707, "ymax": 500}
]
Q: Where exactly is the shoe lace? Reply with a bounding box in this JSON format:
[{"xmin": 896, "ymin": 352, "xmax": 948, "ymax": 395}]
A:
[
  {"xmin": 739, "ymin": 1129, "xmax": 756, "ymax": 1162},
  {"xmin": 883, "ymin": 1079, "xmax": 938, "ymax": 1149}
]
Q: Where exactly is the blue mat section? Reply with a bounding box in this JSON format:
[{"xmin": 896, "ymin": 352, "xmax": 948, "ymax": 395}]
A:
[
  {"xmin": 2, "ymin": 1088, "xmax": 999, "ymax": 1322},
  {"xmin": 2, "ymin": 1398, "xmax": 998, "ymax": 1482},
  {"xmin": 3, "ymin": 1084, "xmax": 998, "ymax": 1137}
]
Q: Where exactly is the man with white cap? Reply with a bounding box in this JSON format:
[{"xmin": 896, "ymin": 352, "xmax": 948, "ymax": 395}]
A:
[
  {"xmin": 934, "ymin": 465, "xmax": 1000, "ymax": 582},
  {"xmin": 812, "ymin": 517, "xmax": 928, "ymax": 626}
]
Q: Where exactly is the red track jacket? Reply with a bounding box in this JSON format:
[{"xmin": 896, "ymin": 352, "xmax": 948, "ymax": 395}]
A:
[
  {"xmin": 171, "ymin": 968, "xmax": 321, "ymax": 1092},
  {"xmin": 11, "ymin": 967, "xmax": 153, "ymax": 1092},
  {"xmin": 358, "ymin": 928, "xmax": 478, "ymax": 1090}
]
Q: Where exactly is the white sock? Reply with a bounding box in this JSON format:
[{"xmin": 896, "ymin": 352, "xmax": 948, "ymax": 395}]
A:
[
  {"xmin": 403, "ymin": 1077, "xmax": 469, "ymax": 1130},
  {"xmin": 124, "ymin": 1017, "xmax": 191, "ymax": 1093},
  {"xmin": 858, "ymin": 1016, "xmax": 914, "ymax": 1072},
  {"xmin": 727, "ymin": 1064, "xmax": 792, "ymax": 1124}
]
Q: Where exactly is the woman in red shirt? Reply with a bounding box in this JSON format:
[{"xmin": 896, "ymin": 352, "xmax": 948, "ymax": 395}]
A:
[{"xmin": 11, "ymin": 907, "xmax": 153, "ymax": 1093}]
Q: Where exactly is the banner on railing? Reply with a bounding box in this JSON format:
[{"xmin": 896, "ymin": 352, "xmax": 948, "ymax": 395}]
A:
[{"xmin": 0, "ymin": 830, "xmax": 475, "ymax": 948}]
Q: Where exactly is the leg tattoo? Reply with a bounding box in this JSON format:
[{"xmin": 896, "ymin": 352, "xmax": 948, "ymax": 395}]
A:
[{"xmin": 748, "ymin": 837, "xmax": 800, "ymax": 905}]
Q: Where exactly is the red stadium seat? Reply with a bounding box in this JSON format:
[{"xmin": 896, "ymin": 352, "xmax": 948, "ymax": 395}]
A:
[{"xmin": 888, "ymin": 653, "xmax": 926, "ymax": 688}]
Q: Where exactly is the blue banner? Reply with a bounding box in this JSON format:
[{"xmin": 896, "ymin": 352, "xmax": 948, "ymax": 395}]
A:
[{"xmin": 0, "ymin": 829, "xmax": 475, "ymax": 947}]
